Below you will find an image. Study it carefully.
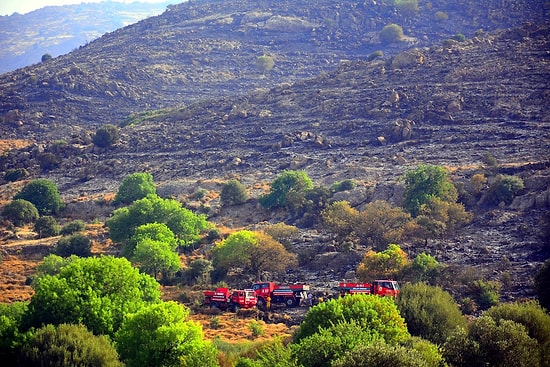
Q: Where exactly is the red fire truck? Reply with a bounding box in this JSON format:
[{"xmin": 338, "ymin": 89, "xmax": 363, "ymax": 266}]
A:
[
  {"xmin": 252, "ymin": 282, "xmax": 309, "ymax": 308},
  {"xmin": 203, "ymin": 288, "xmax": 258, "ymax": 312},
  {"xmin": 338, "ymin": 280, "xmax": 400, "ymax": 297}
]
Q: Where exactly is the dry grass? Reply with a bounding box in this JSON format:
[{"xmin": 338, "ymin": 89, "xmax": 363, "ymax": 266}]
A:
[{"xmin": 0, "ymin": 255, "xmax": 38, "ymax": 303}]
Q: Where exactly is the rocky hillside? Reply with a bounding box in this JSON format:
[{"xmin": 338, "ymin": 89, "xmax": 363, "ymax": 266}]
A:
[
  {"xmin": 0, "ymin": 1, "xmax": 172, "ymax": 74},
  {"xmin": 0, "ymin": 0, "xmax": 549, "ymax": 302}
]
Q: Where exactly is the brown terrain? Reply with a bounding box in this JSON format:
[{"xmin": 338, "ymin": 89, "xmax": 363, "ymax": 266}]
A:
[{"xmin": 0, "ymin": 0, "xmax": 549, "ymax": 330}]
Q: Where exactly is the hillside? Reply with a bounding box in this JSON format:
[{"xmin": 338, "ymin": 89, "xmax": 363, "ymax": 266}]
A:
[
  {"xmin": 0, "ymin": 1, "xmax": 172, "ymax": 74},
  {"xmin": 0, "ymin": 0, "xmax": 549, "ymax": 306}
]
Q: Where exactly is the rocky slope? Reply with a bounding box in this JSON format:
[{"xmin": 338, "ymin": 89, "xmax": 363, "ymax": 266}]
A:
[{"xmin": 0, "ymin": 0, "xmax": 549, "ymax": 303}]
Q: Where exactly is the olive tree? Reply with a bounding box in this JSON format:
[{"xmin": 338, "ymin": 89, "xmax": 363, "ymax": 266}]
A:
[
  {"xmin": 259, "ymin": 170, "xmax": 313, "ymax": 211},
  {"xmin": 113, "ymin": 172, "xmax": 156, "ymax": 205},
  {"xmin": 14, "ymin": 179, "xmax": 62, "ymax": 215},
  {"xmin": 1, "ymin": 199, "xmax": 39, "ymax": 226}
]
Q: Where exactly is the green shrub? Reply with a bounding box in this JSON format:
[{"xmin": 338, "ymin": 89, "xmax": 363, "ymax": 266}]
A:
[
  {"xmin": 396, "ymin": 283, "xmax": 466, "ymax": 345},
  {"xmin": 41, "ymin": 53, "xmax": 52, "ymax": 62},
  {"xmin": 248, "ymin": 320, "xmax": 265, "ymax": 338},
  {"xmin": 330, "ymin": 179, "xmax": 357, "ymax": 193},
  {"xmin": 379, "ymin": 24, "xmax": 404, "ymax": 44},
  {"xmin": 394, "ymin": 0, "xmax": 419, "ymax": 17},
  {"xmin": 92, "ymin": 124, "xmax": 120, "ymax": 148},
  {"xmin": 484, "ymin": 174, "xmax": 524, "ymax": 206},
  {"xmin": 333, "ymin": 340, "xmax": 432, "ymax": 367},
  {"xmin": 259, "ymin": 170, "xmax": 313, "ymax": 211},
  {"xmin": 38, "ymin": 152, "xmax": 61, "ymax": 171},
  {"xmin": 34, "ymin": 216, "xmax": 61, "ymax": 238},
  {"xmin": 113, "ymin": 172, "xmax": 156, "ymax": 205},
  {"xmin": 2, "ymin": 199, "xmax": 39, "ymax": 226},
  {"xmin": 19, "ymin": 324, "xmax": 122, "ymax": 367},
  {"xmin": 452, "ymin": 33, "xmax": 467, "ymax": 42},
  {"xmin": 60, "ymin": 219, "xmax": 86, "ymax": 235},
  {"xmin": 256, "ymin": 54, "xmax": 275, "ymax": 74},
  {"xmin": 366, "ymin": 50, "xmax": 384, "ymax": 62},
  {"xmin": 55, "ymin": 233, "xmax": 92, "ymax": 257},
  {"xmin": 14, "ymin": 179, "xmax": 63, "ymax": 215},
  {"xmin": 3, "ymin": 168, "xmax": 29, "ymax": 182},
  {"xmin": 221, "ymin": 179, "xmax": 248, "ymax": 206},
  {"xmin": 468, "ymin": 280, "xmax": 501, "ymax": 310}
]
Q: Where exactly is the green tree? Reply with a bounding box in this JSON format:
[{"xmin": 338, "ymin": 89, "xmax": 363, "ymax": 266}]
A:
[
  {"xmin": 34, "ymin": 215, "xmax": 60, "ymax": 238},
  {"xmin": 294, "ymin": 294, "xmax": 409, "ymax": 343},
  {"xmin": 443, "ymin": 315, "xmax": 540, "ymax": 367},
  {"xmin": 321, "ymin": 201, "xmax": 359, "ymax": 238},
  {"xmin": 19, "ymin": 324, "xmax": 122, "ymax": 367},
  {"xmin": 292, "ymin": 321, "xmax": 380, "ymax": 367},
  {"xmin": 259, "ymin": 170, "xmax": 313, "ymax": 211},
  {"xmin": 54, "ymin": 233, "xmax": 92, "ymax": 257},
  {"xmin": 115, "ymin": 301, "xmax": 218, "ymax": 367},
  {"xmin": 132, "ymin": 238, "xmax": 181, "ymax": 279},
  {"xmin": 107, "ymin": 194, "xmax": 208, "ymax": 246},
  {"xmin": 220, "ymin": 179, "xmax": 248, "ymax": 206},
  {"xmin": 211, "ymin": 230, "xmax": 297, "ymax": 281},
  {"xmin": 2, "ymin": 199, "xmax": 39, "ymax": 226},
  {"xmin": 184, "ymin": 258, "xmax": 213, "ymax": 286},
  {"xmin": 379, "ymin": 24, "xmax": 404, "ymax": 44},
  {"xmin": 403, "ymin": 252, "xmax": 441, "ymax": 282},
  {"xmin": 41, "ymin": 53, "xmax": 52, "ymax": 62},
  {"xmin": 356, "ymin": 244, "xmax": 410, "ymax": 281},
  {"xmin": 25, "ymin": 255, "xmax": 161, "ymax": 337},
  {"xmin": 114, "ymin": 172, "xmax": 156, "ymax": 205},
  {"xmin": 124, "ymin": 222, "xmax": 177, "ymax": 258},
  {"xmin": 0, "ymin": 302, "xmax": 28, "ymax": 364},
  {"xmin": 14, "ymin": 179, "xmax": 63, "ymax": 215},
  {"xmin": 396, "ymin": 283, "xmax": 466, "ymax": 345},
  {"xmin": 332, "ymin": 340, "xmax": 432, "ymax": 367},
  {"xmin": 403, "ymin": 164, "xmax": 458, "ymax": 217},
  {"xmin": 92, "ymin": 124, "xmax": 120, "ymax": 148}
]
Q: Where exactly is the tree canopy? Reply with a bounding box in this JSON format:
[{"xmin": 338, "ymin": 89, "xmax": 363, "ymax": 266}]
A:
[
  {"xmin": 356, "ymin": 244, "xmax": 410, "ymax": 281},
  {"xmin": 14, "ymin": 179, "xmax": 63, "ymax": 215},
  {"xmin": 26, "ymin": 255, "xmax": 161, "ymax": 337},
  {"xmin": 114, "ymin": 172, "xmax": 156, "ymax": 205},
  {"xmin": 259, "ymin": 170, "xmax": 313, "ymax": 211}
]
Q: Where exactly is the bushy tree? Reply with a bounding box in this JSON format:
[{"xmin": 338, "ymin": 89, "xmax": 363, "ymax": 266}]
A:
[
  {"xmin": 115, "ymin": 301, "xmax": 217, "ymax": 367},
  {"xmin": 114, "ymin": 172, "xmax": 156, "ymax": 205},
  {"xmin": 468, "ymin": 280, "xmax": 501, "ymax": 310},
  {"xmin": 417, "ymin": 196, "xmax": 472, "ymax": 234},
  {"xmin": 259, "ymin": 170, "xmax": 313, "ymax": 211},
  {"xmin": 2, "ymin": 199, "xmax": 39, "ymax": 226},
  {"xmin": 212, "ymin": 230, "xmax": 297, "ymax": 281},
  {"xmin": 403, "ymin": 164, "xmax": 457, "ymax": 217},
  {"xmin": 25, "ymin": 255, "xmax": 161, "ymax": 337},
  {"xmin": 132, "ymin": 238, "xmax": 181, "ymax": 279},
  {"xmin": 443, "ymin": 315, "xmax": 540, "ymax": 367},
  {"xmin": 292, "ymin": 321, "xmax": 380, "ymax": 367},
  {"xmin": 0, "ymin": 302, "xmax": 28, "ymax": 363},
  {"xmin": 321, "ymin": 200, "xmax": 359, "ymax": 238},
  {"xmin": 294, "ymin": 294, "xmax": 409, "ymax": 343},
  {"xmin": 14, "ymin": 179, "xmax": 62, "ymax": 215},
  {"xmin": 356, "ymin": 244, "xmax": 410, "ymax": 281},
  {"xmin": 19, "ymin": 324, "xmax": 122, "ymax": 367},
  {"xmin": 34, "ymin": 216, "xmax": 60, "ymax": 238},
  {"xmin": 41, "ymin": 53, "xmax": 52, "ymax": 62},
  {"xmin": 184, "ymin": 258, "xmax": 213, "ymax": 286},
  {"xmin": 220, "ymin": 179, "xmax": 248, "ymax": 206},
  {"xmin": 396, "ymin": 283, "xmax": 466, "ymax": 345},
  {"xmin": 124, "ymin": 222, "xmax": 177, "ymax": 258},
  {"xmin": 402, "ymin": 252, "xmax": 441, "ymax": 283},
  {"xmin": 3, "ymin": 168, "xmax": 29, "ymax": 182},
  {"xmin": 54, "ymin": 233, "xmax": 92, "ymax": 257},
  {"xmin": 92, "ymin": 124, "xmax": 120, "ymax": 148},
  {"xmin": 60, "ymin": 219, "xmax": 86, "ymax": 235},
  {"xmin": 379, "ymin": 24, "xmax": 404, "ymax": 44},
  {"xmin": 236, "ymin": 339, "xmax": 295, "ymax": 367},
  {"xmin": 107, "ymin": 194, "xmax": 208, "ymax": 246},
  {"xmin": 332, "ymin": 340, "xmax": 432, "ymax": 367}
]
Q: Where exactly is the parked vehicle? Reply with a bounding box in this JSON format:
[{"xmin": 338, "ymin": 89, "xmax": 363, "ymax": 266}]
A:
[
  {"xmin": 203, "ymin": 288, "xmax": 257, "ymax": 312},
  {"xmin": 338, "ymin": 280, "xmax": 400, "ymax": 297},
  {"xmin": 252, "ymin": 282, "xmax": 309, "ymax": 308}
]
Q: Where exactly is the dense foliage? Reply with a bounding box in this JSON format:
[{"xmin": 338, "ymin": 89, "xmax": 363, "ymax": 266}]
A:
[
  {"xmin": 356, "ymin": 244, "xmax": 409, "ymax": 281},
  {"xmin": 259, "ymin": 170, "xmax": 313, "ymax": 211},
  {"xmin": 25, "ymin": 255, "xmax": 161, "ymax": 337},
  {"xmin": 92, "ymin": 124, "xmax": 120, "ymax": 148},
  {"xmin": 114, "ymin": 172, "xmax": 156, "ymax": 205},
  {"xmin": 34, "ymin": 216, "xmax": 60, "ymax": 238},
  {"xmin": 54, "ymin": 233, "xmax": 92, "ymax": 257},
  {"xmin": 1, "ymin": 199, "xmax": 39, "ymax": 226},
  {"xmin": 14, "ymin": 179, "xmax": 62, "ymax": 215},
  {"xmin": 220, "ymin": 179, "xmax": 248, "ymax": 206}
]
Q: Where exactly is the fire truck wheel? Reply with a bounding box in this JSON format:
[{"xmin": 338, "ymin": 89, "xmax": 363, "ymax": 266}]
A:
[
  {"xmin": 233, "ymin": 304, "xmax": 240, "ymax": 313},
  {"xmin": 285, "ymin": 298, "xmax": 296, "ymax": 307},
  {"xmin": 210, "ymin": 302, "xmax": 219, "ymax": 309}
]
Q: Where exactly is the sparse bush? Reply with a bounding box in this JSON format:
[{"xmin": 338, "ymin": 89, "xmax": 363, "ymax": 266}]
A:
[
  {"xmin": 256, "ymin": 54, "xmax": 275, "ymax": 74},
  {"xmin": 14, "ymin": 179, "xmax": 63, "ymax": 215},
  {"xmin": 484, "ymin": 174, "xmax": 524, "ymax": 206},
  {"xmin": 435, "ymin": 11, "xmax": 449, "ymax": 21},
  {"xmin": 60, "ymin": 219, "xmax": 86, "ymax": 235},
  {"xmin": 379, "ymin": 24, "xmax": 404, "ymax": 44},
  {"xmin": 452, "ymin": 33, "xmax": 467, "ymax": 42},
  {"xmin": 193, "ymin": 188, "xmax": 209, "ymax": 200},
  {"xmin": 2, "ymin": 199, "xmax": 39, "ymax": 226},
  {"xmin": 470, "ymin": 173, "xmax": 488, "ymax": 195},
  {"xmin": 41, "ymin": 53, "xmax": 52, "ymax": 62},
  {"xmin": 34, "ymin": 216, "xmax": 60, "ymax": 238},
  {"xmin": 3, "ymin": 168, "xmax": 29, "ymax": 182},
  {"xmin": 55, "ymin": 233, "xmax": 92, "ymax": 257},
  {"xmin": 92, "ymin": 124, "xmax": 120, "ymax": 148},
  {"xmin": 481, "ymin": 152, "xmax": 498, "ymax": 167},
  {"xmin": 396, "ymin": 283, "xmax": 466, "ymax": 345},
  {"xmin": 38, "ymin": 152, "xmax": 61, "ymax": 171},
  {"xmin": 394, "ymin": 0, "xmax": 419, "ymax": 17},
  {"xmin": 221, "ymin": 179, "xmax": 248, "ymax": 206},
  {"xmin": 263, "ymin": 222, "xmax": 299, "ymax": 249},
  {"xmin": 248, "ymin": 320, "xmax": 265, "ymax": 338},
  {"xmin": 468, "ymin": 280, "xmax": 501, "ymax": 310},
  {"xmin": 367, "ymin": 50, "xmax": 384, "ymax": 62},
  {"xmin": 330, "ymin": 179, "xmax": 357, "ymax": 193},
  {"xmin": 114, "ymin": 172, "xmax": 156, "ymax": 205}
]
